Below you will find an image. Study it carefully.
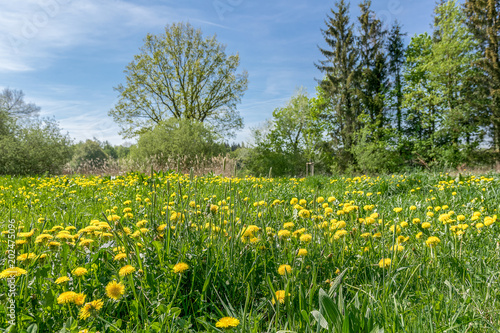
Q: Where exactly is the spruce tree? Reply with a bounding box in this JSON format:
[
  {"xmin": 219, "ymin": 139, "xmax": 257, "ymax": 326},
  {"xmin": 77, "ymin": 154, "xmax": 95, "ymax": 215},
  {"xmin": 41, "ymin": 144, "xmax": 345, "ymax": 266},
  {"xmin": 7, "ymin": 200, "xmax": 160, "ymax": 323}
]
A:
[
  {"xmin": 387, "ymin": 22, "xmax": 406, "ymax": 134},
  {"xmin": 357, "ymin": 0, "xmax": 388, "ymax": 131},
  {"xmin": 317, "ymin": 0, "xmax": 359, "ymax": 164}
]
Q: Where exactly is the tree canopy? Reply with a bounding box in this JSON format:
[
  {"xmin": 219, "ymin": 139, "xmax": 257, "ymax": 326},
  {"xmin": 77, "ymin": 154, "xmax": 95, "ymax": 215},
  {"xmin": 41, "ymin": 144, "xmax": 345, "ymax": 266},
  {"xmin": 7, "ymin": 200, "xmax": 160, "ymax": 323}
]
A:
[
  {"xmin": 109, "ymin": 22, "xmax": 248, "ymax": 139},
  {"xmin": 0, "ymin": 88, "xmax": 40, "ymax": 118}
]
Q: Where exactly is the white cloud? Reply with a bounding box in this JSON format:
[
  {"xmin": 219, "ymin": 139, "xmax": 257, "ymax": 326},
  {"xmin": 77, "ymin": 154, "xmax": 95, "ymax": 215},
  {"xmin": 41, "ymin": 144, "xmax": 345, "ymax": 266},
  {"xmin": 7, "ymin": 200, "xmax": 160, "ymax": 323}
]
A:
[{"xmin": 0, "ymin": 0, "xmax": 216, "ymax": 72}]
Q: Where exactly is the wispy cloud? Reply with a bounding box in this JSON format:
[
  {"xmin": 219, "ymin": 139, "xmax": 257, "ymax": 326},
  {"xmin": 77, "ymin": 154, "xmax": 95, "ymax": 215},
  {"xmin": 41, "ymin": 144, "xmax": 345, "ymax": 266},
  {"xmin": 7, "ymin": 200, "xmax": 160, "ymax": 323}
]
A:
[{"xmin": 0, "ymin": 0, "xmax": 214, "ymax": 72}]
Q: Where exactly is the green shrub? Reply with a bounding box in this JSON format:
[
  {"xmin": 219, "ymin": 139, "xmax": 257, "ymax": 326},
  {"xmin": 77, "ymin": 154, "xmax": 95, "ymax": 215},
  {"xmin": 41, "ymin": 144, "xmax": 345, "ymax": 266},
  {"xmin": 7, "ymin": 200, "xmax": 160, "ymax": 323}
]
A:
[
  {"xmin": 0, "ymin": 116, "xmax": 71, "ymax": 175},
  {"xmin": 70, "ymin": 140, "xmax": 109, "ymax": 170},
  {"xmin": 130, "ymin": 118, "xmax": 227, "ymax": 167}
]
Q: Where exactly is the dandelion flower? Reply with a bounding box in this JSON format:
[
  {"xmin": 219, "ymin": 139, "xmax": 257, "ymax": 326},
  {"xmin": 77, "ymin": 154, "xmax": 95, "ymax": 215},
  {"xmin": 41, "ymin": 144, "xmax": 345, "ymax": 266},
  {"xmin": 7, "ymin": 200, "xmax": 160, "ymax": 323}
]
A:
[
  {"xmin": 106, "ymin": 281, "xmax": 125, "ymax": 300},
  {"xmin": 173, "ymin": 262, "xmax": 189, "ymax": 274},
  {"xmin": 119, "ymin": 265, "xmax": 136, "ymax": 277},
  {"xmin": 391, "ymin": 244, "xmax": 404, "ymax": 252},
  {"xmin": 72, "ymin": 267, "xmax": 88, "ymax": 277},
  {"xmin": 378, "ymin": 258, "xmax": 391, "ymax": 269},
  {"xmin": 278, "ymin": 264, "xmax": 292, "ymax": 276},
  {"xmin": 278, "ymin": 229, "xmax": 291, "ymax": 239},
  {"xmin": 298, "ymin": 209, "xmax": 310, "ymax": 218},
  {"xmin": 55, "ymin": 276, "xmax": 70, "ymax": 285},
  {"xmin": 425, "ymin": 236, "xmax": 440, "ymax": 247},
  {"xmin": 114, "ymin": 253, "xmax": 127, "ymax": 261},
  {"xmin": 74, "ymin": 293, "xmax": 87, "ymax": 306},
  {"xmin": 215, "ymin": 317, "xmax": 240, "ymax": 329},
  {"xmin": 272, "ymin": 290, "xmax": 290, "ymax": 304},
  {"xmin": 17, "ymin": 253, "xmax": 36, "ymax": 261},
  {"xmin": 297, "ymin": 249, "xmax": 308, "ymax": 257},
  {"xmin": 299, "ymin": 234, "xmax": 312, "ymax": 243},
  {"xmin": 57, "ymin": 291, "xmax": 77, "ymax": 304},
  {"xmin": 0, "ymin": 267, "xmax": 27, "ymax": 279},
  {"xmin": 79, "ymin": 299, "xmax": 104, "ymax": 320}
]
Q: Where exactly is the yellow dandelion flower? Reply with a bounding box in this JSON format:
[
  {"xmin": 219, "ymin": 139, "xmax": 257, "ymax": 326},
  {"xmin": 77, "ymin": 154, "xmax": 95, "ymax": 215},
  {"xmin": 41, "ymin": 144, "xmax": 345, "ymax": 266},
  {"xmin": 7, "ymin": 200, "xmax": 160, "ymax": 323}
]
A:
[
  {"xmin": 378, "ymin": 258, "xmax": 391, "ymax": 269},
  {"xmin": 173, "ymin": 262, "xmax": 189, "ymax": 274},
  {"xmin": 297, "ymin": 248, "xmax": 308, "ymax": 256},
  {"xmin": 114, "ymin": 253, "xmax": 127, "ymax": 261},
  {"xmin": 278, "ymin": 264, "xmax": 292, "ymax": 276},
  {"xmin": 119, "ymin": 265, "xmax": 136, "ymax": 277},
  {"xmin": 298, "ymin": 209, "xmax": 310, "ymax": 218},
  {"xmin": 57, "ymin": 291, "xmax": 77, "ymax": 304},
  {"xmin": 106, "ymin": 281, "xmax": 125, "ymax": 300},
  {"xmin": 79, "ymin": 299, "xmax": 104, "ymax": 320},
  {"xmin": 278, "ymin": 229, "xmax": 291, "ymax": 239},
  {"xmin": 78, "ymin": 239, "xmax": 94, "ymax": 247},
  {"xmin": 0, "ymin": 267, "xmax": 27, "ymax": 279},
  {"xmin": 391, "ymin": 244, "xmax": 404, "ymax": 252},
  {"xmin": 215, "ymin": 317, "xmax": 240, "ymax": 329},
  {"xmin": 299, "ymin": 234, "xmax": 312, "ymax": 243},
  {"xmin": 17, "ymin": 253, "xmax": 36, "ymax": 261},
  {"xmin": 272, "ymin": 290, "xmax": 290, "ymax": 304},
  {"xmin": 72, "ymin": 267, "xmax": 88, "ymax": 277},
  {"xmin": 425, "ymin": 236, "xmax": 440, "ymax": 247},
  {"xmin": 74, "ymin": 293, "xmax": 87, "ymax": 306},
  {"xmin": 55, "ymin": 276, "xmax": 70, "ymax": 285}
]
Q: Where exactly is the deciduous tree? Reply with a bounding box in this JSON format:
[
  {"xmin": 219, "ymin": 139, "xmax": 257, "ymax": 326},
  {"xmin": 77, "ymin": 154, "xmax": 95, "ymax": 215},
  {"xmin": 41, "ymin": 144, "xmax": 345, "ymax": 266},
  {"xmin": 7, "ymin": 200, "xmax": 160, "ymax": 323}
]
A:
[{"xmin": 109, "ymin": 22, "xmax": 248, "ymax": 138}]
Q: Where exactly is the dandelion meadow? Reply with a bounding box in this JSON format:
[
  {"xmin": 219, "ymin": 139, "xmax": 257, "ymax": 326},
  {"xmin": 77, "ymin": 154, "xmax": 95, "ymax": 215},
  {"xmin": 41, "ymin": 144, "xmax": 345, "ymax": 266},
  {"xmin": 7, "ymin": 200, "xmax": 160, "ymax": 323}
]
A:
[{"xmin": 1, "ymin": 172, "xmax": 500, "ymax": 332}]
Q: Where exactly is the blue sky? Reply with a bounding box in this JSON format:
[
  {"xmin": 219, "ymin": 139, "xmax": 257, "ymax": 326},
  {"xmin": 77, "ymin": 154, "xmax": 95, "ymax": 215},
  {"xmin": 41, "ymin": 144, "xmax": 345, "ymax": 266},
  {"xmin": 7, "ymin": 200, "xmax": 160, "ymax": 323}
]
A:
[{"xmin": 1, "ymin": 0, "xmax": 437, "ymax": 145}]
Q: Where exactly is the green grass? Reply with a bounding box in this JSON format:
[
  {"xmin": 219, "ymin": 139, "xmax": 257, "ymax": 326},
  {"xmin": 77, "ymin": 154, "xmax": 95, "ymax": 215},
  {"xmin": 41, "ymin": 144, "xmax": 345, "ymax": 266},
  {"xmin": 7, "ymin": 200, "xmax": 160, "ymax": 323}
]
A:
[{"xmin": 0, "ymin": 171, "xmax": 499, "ymax": 332}]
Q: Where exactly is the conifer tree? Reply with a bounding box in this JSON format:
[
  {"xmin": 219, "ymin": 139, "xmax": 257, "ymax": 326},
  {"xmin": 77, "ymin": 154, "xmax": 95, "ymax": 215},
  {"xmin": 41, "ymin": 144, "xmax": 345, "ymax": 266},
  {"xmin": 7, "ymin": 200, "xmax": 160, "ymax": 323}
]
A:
[
  {"xmin": 357, "ymin": 0, "xmax": 388, "ymax": 131},
  {"xmin": 317, "ymin": 0, "xmax": 359, "ymax": 164},
  {"xmin": 387, "ymin": 22, "xmax": 406, "ymax": 134}
]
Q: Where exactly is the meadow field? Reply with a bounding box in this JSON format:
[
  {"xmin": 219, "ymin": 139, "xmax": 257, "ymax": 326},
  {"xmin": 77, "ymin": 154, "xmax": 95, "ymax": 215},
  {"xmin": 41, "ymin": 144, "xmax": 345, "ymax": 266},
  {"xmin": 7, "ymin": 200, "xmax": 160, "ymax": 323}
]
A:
[{"xmin": 1, "ymin": 171, "xmax": 499, "ymax": 332}]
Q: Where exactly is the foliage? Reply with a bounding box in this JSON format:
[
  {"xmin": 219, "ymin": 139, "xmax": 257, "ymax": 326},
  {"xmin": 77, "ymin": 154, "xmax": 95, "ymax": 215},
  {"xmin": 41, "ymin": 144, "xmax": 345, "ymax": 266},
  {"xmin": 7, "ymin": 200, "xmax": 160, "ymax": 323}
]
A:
[
  {"xmin": 351, "ymin": 125, "xmax": 401, "ymax": 174},
  {"xmin": 402, "ymin": 1, "xmax": 483, "ymax": 168},
  {"xmin": 0, "ymin": 88, "xmax": 40, "ymax": 118},
  {"xmin": 0, "ymin": 116, "xmax": 72, "ymax": 175},
  {"xmin": 245, "ymin": 89, "xmax": 331, "ymax": 176},
  {"xmin": 109, "ymin": 22, "xmax": 248, "ymax": 139},
  {"xmin": 386, "ymin": 21, "xmax": 406, "ymax": 133},
  {"xmin": 357, "ymin": 0, "xmax": 388, "ymax": 135},
  {"xmin": 130, "ymin": 118, "xmax": 227, "ymax": 168},
  {"xmin": 464, "ymin": 0, "xmax": 500, "ymax": 157},
  {"xmin": 317, "ymin": 0, "xmax": 359, "ymax": 167},
  {"xmin": 70, "ymin": 140, "xmax": 110, "ymax": 170}
]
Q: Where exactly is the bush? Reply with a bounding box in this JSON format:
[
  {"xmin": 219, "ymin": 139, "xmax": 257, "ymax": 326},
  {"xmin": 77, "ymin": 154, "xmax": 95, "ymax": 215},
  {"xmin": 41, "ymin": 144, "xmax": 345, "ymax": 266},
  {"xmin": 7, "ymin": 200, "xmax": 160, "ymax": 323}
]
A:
[
  {"xmin": 130, "ymin": 118, "xmax": 228, "ymax": 168},
  {"xmin": 351, "ymin": 127, "xmax": 402, "ymax": 174},
  {"xmin": 0, "ymin": 116, "xmax": 71, "ymax": 175},
  {"xmin": 70, "ymin": 140, "xmax": 109, "ymax": 170}
]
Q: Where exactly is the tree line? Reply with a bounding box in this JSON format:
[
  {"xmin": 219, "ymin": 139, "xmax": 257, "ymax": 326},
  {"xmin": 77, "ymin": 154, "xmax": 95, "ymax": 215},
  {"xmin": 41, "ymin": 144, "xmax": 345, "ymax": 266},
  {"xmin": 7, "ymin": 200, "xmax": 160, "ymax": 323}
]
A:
[
  {"xmin": 241, "ymin": 0, "xmax": 500, "ymax": 176},
  {"xmin": 1, "ymin": 0, "xmax": 499, "ymax": 176}
]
